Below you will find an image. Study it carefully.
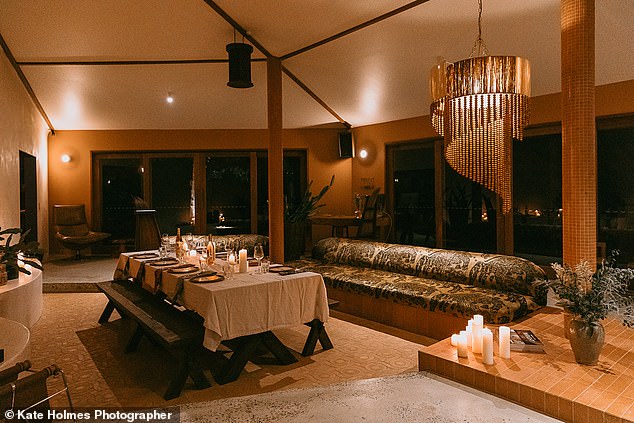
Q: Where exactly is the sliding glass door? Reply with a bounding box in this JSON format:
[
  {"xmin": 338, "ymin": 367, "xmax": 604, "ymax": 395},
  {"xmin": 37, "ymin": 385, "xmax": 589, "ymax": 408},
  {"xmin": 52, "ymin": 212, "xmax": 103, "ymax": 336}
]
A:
[{"xmin": 93, "ymin": 150, "xmax": 306, "ymax": 247}]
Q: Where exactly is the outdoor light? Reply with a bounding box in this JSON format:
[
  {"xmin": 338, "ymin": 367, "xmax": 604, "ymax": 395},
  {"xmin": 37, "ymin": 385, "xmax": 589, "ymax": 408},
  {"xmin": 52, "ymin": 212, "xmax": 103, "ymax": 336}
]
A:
[{"xmin": 429, "ymin": 0, "xmax": 531, "ymax": 213}]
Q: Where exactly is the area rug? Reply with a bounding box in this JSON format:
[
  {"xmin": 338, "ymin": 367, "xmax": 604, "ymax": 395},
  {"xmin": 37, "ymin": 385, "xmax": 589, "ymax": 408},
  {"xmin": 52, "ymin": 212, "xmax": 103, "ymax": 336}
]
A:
[{"xmin": 42, "ymin": 256, "xmax": 118, "ymax": 292}]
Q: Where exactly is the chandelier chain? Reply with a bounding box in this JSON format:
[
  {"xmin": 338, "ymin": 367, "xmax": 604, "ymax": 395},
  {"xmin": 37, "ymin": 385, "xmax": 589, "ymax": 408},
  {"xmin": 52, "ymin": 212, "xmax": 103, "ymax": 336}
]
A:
[{"xmin": 470, "ymin": 0, "xmax": 489, "ymax": 58}]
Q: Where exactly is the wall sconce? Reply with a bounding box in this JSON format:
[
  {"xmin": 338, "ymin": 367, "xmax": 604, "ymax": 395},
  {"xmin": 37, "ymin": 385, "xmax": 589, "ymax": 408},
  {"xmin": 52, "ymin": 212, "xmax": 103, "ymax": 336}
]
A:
[
  {"xmin": 61, "ymin": 154, "xmax": 72, "ymax": 163},
  {"xmin": 166, "ymin": 92, "xmax": 174, "ymax": 104},
  {"xmin": 358, "ymin": 149, "xmax": 368, "ymax": 159}
]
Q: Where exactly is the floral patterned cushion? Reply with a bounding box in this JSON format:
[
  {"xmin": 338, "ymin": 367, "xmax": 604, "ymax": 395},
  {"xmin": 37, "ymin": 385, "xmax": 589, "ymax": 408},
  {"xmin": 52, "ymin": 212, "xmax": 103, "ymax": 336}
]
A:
[
  {"xmin": 291, "ymin": 238, "xmax": 548, "ymax": 323},
  {"xmin": 213, "ymin": 234, "xmax": 268, "ymax": 256},
  {"xmin": 290, "ymin": 261, "xmax": 542, "ymax": 323}
]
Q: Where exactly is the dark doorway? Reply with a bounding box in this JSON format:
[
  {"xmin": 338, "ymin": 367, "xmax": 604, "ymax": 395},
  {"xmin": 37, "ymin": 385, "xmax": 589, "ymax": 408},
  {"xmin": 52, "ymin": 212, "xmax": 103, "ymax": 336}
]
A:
[{"xmin": 19, "ymin": 151, "xmax": 38, "ymax": 242}]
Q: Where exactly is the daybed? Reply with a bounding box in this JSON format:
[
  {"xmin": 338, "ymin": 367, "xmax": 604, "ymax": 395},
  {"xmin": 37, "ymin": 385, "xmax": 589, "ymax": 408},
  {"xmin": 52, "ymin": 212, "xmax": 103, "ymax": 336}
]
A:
[{"xmin": 290, "ymin": 238, "xmax": 548, "ymax": 339}]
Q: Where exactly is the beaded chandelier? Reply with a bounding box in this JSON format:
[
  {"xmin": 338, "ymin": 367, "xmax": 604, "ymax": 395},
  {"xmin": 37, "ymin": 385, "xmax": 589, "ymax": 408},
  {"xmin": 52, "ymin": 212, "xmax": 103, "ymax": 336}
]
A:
[{"xmin": 430, "ymin": 0, "xmax": 530, "ymax": 214}]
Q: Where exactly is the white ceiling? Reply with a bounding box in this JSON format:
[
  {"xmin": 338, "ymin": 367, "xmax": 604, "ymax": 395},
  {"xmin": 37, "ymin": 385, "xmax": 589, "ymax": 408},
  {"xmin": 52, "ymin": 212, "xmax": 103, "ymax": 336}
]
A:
[{"xmin": 0, "ymin": 0, "xmax": 633, "ymax": 130}]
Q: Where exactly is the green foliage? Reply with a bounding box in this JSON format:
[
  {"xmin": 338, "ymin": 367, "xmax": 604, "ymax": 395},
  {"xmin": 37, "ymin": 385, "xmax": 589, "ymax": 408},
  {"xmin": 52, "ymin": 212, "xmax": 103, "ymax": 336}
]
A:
[
  {"xmin": 285, "ymin": 175, "xmax": 335, "ymax": 224},
  {"xmin": 550, "ymin": 251, "xmax": 634, "ymax": 327},
  {"xmin": 0, "ymin": 227, "xmax": 43, "ymax": 276}
]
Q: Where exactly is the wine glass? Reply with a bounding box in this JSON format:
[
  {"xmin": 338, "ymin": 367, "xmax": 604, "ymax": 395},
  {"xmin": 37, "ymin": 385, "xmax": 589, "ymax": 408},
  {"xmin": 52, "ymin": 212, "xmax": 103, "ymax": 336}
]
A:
[{"xmin": 253, "ymin": 243, "xmax": 264, "ymax": 274}]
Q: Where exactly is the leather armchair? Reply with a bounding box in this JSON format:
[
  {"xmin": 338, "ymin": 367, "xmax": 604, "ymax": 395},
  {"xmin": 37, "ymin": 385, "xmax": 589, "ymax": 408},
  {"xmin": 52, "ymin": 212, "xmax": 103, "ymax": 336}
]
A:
[{"xmin": 54, "ymin": 205, "xmax": 110, "ymax": 259}]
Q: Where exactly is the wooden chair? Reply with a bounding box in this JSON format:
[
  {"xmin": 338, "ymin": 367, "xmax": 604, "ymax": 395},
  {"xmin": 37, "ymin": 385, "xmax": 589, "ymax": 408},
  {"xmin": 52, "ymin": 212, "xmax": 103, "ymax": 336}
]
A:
[
  {"xmin": 134, "ymin": 209, "xmax": 161, "ymax": 251},
  {"xmin": 54, "ymin": 204, "xmax": 110, "ymax": 259},
  {"xmin": 355, "ymin": 188, "xmax": 381, "ymax": 239}
]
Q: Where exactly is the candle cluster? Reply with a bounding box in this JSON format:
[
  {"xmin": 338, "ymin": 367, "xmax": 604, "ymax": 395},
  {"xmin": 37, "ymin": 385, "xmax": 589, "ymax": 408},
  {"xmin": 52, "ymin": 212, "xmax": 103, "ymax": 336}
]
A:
[{"xmin": 450, "ymin": 314, "xmax": 511, "ymax": 364}]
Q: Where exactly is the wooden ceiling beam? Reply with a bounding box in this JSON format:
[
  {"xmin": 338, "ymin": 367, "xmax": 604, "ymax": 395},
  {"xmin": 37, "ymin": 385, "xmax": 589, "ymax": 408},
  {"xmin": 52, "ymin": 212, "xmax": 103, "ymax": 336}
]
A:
[
  {"xmin": 202, "ymin": 0, "xmax": 350, "ymax": 127},
  {"xmin": 17, "ymin": 58, "xmax": 267, "ymax": 66},
  {"xmin": 0, "ymin": 32, "xmax": 55, "ymax": 133},
  {"xmin": 282, "ymin": 66, "xmax": 350, "ymax": 128},
  {"xmin": 202, "ymin": 0, "xmax": 273, "ymax": 58},
  {"xmin": 281, "ymin": 0, "xmax": 431, "ymax": 60}
]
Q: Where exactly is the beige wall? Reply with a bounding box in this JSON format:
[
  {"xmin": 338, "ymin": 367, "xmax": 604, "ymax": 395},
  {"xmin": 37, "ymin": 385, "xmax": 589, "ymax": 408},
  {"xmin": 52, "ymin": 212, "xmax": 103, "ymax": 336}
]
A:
[
  {"xmin": 47, "ymin": 79, "xmax": 634, "ymax": 252},
  {"xmin": 0, "ymin": 50, "xmax": 49, "ymax": 251},
  {"xmin": 48, "ymin": 128, "xmax": 348, "ymax": 251}
]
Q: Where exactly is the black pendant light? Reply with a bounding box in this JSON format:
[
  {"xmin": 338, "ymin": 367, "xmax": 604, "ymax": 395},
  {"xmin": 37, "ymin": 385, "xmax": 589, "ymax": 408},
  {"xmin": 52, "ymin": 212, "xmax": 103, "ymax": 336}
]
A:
[{"xmin": 226, "ymin": 42, "xmax": 253, "ymax": 88}]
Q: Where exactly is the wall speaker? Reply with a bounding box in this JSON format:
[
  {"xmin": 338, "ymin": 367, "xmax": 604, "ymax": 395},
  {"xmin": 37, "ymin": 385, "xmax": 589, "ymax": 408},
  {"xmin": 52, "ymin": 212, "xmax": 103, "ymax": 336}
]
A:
[{"xmin": 338, "ymin": 132, "xmax": 354, "ymax": 158}]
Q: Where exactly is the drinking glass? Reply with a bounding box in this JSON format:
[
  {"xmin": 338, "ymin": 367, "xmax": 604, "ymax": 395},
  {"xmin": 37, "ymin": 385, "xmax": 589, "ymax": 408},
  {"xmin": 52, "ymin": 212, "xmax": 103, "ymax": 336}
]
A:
[
  {"xmin": 253, "ymin": 243, "xmax": 264, "ymax": 273},
  {"xmin": 260, "ymin": 258, "xmax": 270, "ymax": 273},
  {"xmin": 161, "ymin": 233, "xmax": 169, "ymax": 247}
]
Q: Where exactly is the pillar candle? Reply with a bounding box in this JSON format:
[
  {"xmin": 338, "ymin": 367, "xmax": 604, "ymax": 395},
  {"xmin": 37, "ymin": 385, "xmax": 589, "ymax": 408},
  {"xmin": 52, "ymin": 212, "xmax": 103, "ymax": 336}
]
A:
[
  {"xmin": 466, "ymin": 322, "xmax": 473, "ymax": 348},
  {"xmin": 499, "ymin": 326, "xmax": 511, "ymax": 359},
  {"xmin": 450, "ymin": 334, "xmax": 459, "ymax": 347},
  {"xmin": 482, "ymin": 328, "xmax": 494, "ymax": 365},
  {"xmin": 457, "ymin": 333, "xmax": 468, "ymax": 358},
  {"xmin": 239, "ymin": 249, "xmax": 248, "ymax": 273},
  {"xmin": 472, "ymin": 314, "xmax": 483, "ymax": 354}
]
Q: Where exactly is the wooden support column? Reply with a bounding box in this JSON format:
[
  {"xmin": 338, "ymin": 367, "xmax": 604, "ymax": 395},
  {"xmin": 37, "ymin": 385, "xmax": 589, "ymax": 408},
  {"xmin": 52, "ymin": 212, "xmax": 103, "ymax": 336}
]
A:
[
  {"xmin": 434, "ymin": 138, "xmax": 444, "ymax": 248},
  {"xmin": 561, "ymin": 0, "xmax": 596, "ymax": 268},
  {"xmin": 267, "ymin": 57, "xmax": 284, "ymax": 262}
]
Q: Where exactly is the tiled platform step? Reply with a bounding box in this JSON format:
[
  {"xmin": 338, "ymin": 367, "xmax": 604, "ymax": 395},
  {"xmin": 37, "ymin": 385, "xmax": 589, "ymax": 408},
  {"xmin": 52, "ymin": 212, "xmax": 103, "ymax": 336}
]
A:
[{"xmin": 418, "ymin": 307, "xmax": 634, "ymax": 423}]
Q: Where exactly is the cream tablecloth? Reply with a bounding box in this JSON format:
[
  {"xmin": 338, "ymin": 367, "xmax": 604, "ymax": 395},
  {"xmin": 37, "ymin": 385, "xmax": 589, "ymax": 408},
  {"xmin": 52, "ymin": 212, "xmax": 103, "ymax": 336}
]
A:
[{"xmin": 114, "ymin": 252, "xmax": 329, "ymax": 351}]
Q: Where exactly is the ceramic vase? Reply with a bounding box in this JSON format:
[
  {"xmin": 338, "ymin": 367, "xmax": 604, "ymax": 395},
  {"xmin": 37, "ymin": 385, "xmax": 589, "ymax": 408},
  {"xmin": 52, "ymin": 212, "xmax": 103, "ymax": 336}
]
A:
[
  {"xmin": 562, "ymin": 307, "xmax": 573, "ymax": 339},
  {"xmin": 567, "ymin": 319, "xmax": 605, "ymax": 365}
]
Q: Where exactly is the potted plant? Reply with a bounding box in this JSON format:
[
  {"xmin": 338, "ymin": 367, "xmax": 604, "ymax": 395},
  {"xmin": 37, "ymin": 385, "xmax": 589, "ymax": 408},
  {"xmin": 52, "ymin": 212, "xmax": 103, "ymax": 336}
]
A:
[
  {"xmin": 0, "ymin": 227, "xmax": 43, "ymax": 280},
  {"xmin": 284, "ymin": 175, "xmax": 334, "ymax": 260},
  {"xmin": 550, "ymin": 251, "xmax": 634, "ymax": 365}
]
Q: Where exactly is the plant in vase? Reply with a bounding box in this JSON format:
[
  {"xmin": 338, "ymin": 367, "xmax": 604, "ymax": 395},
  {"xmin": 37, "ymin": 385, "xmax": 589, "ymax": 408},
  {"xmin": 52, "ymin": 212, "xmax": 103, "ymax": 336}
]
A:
[
  {"xmin": 550, "ymin": 251, "xmax": 634, "ymax": 365},
  {"xmin": 0, "ymin": 227, "xmax": 43, "ymax": 280},
  {"xmin": 284, "ymin": 175, "xmax": 334, "ymax": 260}
]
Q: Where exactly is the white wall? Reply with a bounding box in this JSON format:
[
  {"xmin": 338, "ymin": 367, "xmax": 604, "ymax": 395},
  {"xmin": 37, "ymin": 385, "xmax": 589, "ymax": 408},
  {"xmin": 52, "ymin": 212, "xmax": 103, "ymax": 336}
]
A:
[{"xmin": 0, "ymin": 50, "xmax": 49, "ymax": 252}]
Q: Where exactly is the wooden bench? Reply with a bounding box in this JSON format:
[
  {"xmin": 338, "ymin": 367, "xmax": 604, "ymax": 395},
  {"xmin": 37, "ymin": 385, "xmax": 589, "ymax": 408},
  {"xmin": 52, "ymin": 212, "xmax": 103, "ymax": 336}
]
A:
[{"xmin": 96, "ymin": 280, "xmax": 210, "ymax": 400}]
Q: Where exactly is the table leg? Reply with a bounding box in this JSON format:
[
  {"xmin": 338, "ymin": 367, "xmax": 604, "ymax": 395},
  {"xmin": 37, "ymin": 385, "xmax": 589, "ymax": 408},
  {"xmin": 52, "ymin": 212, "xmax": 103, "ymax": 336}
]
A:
[
  {"xmin": 260, "ymin": 331, "xmax": 298, "ymax": 365},
  {"xmin": 302, "ymin": 319, "xmax": 333, "ymax": 356},
  {"xmin": 215, "ymin": 334, "xmax": 260, "ymax": 385}
]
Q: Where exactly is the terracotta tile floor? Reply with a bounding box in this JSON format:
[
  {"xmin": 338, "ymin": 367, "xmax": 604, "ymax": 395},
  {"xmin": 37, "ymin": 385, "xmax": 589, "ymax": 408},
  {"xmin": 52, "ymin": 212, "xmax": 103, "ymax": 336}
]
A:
[
  {"xmin": 419, "ymin": 307, "xmax": 634, "ymax": 423},
  {"xmin": 30, "ymin": 293, "xmax": 434, "ymax": 408}
]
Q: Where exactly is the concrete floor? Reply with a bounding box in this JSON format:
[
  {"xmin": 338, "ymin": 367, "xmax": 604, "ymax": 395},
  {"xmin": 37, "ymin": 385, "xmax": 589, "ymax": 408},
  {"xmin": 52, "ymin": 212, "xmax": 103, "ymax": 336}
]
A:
[{"xmin": 35, "ymin": 256, "xmax": 561, "ymax": 422}]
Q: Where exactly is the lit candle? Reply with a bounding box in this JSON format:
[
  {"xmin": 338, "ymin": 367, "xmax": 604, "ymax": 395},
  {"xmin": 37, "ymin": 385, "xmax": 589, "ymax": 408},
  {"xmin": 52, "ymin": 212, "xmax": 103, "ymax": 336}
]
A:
[
  {"xmin": 239, "ymin": 249, "xmax": 248, "ymax": 273},
  {"xmin": 457, "ymin": 333, "xmax": 468, "ymax": 358},
  {"xmin": 472, "ymin": 315, "xmax": 483, "ymax": 354},
  {"xmin": 482, "ymin": 328, "xmax": 494, "ymax": 365},
  {"xmin": 499, "ymin": 326, "xmax": 511, "ymax": 359},
  {"xmin": 451, "ymin": 334, "xmax": 459, "ymax": 347}
]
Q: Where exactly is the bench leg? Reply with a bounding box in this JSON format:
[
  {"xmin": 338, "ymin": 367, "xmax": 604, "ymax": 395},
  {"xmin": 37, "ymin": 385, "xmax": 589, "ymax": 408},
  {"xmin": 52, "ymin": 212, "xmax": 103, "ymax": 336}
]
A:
[
  {"xmin": 302, "ymin": 320, "xmax": 333, "ymax": 356},
  {"xmin": 98, "ymin": 301, "xmax": 116, "ymax": 324},
  {"xmin": 164, "ymin": 349, "xmax": 211, "ymax": 400},
  {"xmin": 125, "ymin": 325, "xmax": 145, "ymax": 353}
]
